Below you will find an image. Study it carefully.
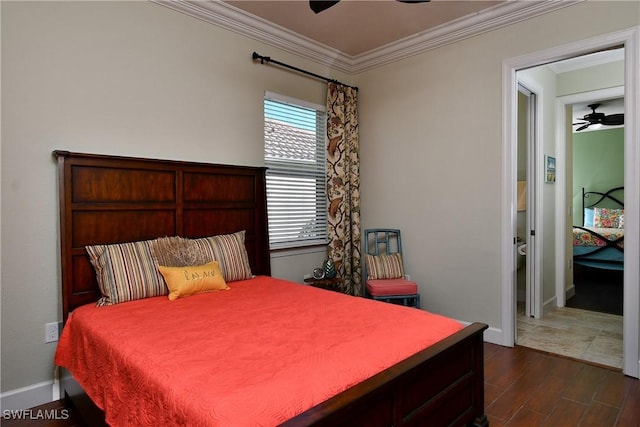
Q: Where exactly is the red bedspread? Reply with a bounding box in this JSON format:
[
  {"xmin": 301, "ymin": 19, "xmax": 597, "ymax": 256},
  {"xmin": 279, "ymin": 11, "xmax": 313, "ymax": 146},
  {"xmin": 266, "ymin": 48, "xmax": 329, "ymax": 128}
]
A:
[{"xmin": 55, "ymin": 276, "xmax": 462, "ymax": 426}]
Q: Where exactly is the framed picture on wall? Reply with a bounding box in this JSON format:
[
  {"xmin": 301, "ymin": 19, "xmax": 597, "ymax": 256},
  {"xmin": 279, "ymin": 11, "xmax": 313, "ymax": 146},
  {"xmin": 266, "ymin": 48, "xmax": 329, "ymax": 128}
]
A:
[{"xmin": 545, "ymin": 155, "xmax": 556, "ymax": 183}]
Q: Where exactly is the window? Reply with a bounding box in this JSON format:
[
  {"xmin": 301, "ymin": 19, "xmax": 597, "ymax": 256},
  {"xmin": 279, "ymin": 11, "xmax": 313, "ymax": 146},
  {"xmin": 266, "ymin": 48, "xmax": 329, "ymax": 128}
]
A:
[{"xmin": 264, "ymin": 92, "xmax": 327, "ymax": 249}]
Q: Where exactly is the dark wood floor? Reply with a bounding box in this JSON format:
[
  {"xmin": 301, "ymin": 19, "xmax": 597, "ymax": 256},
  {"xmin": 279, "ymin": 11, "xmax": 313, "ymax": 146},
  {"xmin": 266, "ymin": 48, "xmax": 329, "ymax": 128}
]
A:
[
  {"xmin": 485, "ymin": 343, "xmax": 640, "ymax": 426},
  {"xmin": 3, "ymin": 343, "xmax": 639, "ymax": 426},
  {"xmin": 566, "ymin": 264, "xmax": 623, "ymax": 315}
]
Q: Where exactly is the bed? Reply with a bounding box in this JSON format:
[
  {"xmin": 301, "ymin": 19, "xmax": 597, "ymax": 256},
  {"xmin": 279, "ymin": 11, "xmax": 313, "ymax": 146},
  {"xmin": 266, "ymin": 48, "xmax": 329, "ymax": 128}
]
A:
[
  {"xmin": 53, "ymin": 151, "xmax": 488, "ymax": 427},
  {"xmin": 573, "ymin": 186, "xmax": 624, "ymax": 271}
]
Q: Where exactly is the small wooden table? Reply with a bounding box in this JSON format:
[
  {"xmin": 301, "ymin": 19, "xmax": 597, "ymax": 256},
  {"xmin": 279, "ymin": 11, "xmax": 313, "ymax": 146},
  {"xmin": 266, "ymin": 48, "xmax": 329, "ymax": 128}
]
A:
[{"xmin": 304, "ymin": 277, "xmax": 343, "ymax": 292}]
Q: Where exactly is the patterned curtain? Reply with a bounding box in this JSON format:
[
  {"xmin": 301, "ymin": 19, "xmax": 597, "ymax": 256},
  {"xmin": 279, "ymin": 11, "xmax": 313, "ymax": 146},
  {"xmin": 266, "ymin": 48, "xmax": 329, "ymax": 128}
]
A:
[{"xmin": 326, "ymin": 82, "xmax": 361, "ymax": 295}]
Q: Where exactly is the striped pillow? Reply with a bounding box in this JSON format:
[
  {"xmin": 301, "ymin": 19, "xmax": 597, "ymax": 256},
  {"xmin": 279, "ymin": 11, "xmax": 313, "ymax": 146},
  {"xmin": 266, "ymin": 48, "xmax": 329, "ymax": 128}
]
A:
[
  {"xmin": 86, "ymin": 239, "xmax": 168, "ymax": 306},
  {"xmin": 190, "ymin": 231, "xmax": 253, "ymax": 282},
  {"xmin": 365, "ymin": 253, "xmax": 405, "ymax": 280}
]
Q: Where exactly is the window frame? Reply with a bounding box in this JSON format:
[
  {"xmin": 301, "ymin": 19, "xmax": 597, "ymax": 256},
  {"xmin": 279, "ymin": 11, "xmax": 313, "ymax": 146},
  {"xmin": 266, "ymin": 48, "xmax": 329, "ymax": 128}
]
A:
[{"xmin": 263, "ymin": 91, "xmax": 328, "ymax": 250}]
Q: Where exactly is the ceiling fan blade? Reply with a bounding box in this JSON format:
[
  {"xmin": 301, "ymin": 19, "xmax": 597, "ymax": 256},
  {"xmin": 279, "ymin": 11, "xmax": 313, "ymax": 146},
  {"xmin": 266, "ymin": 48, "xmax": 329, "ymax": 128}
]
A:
[
  {"xmin": 602, "ymin": 113, "xmax": 624, "ymax": 126},
  {"xmin": 575, "ymin": 123, "xmax": 590, "ymax": 131},
  {"xmin": 310, "ymin": 0, "xmax": 429, "ymax": 13},
  {"xmin": 309, "ymin": 0, "xmax": 340, "ymax": 13},
  {"xmin": 573, "ymin": 121, "xmax": 588, "ymax": 125}
]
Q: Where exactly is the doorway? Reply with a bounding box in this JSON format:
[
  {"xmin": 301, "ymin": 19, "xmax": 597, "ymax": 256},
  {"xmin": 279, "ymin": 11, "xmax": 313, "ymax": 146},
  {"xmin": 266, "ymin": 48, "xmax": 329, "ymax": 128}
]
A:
[
  {"xmin": 516, "ymin": 87, "xmax": 625, "ymax": 369},
  {"xmin": 501, "ymin": 28, "xmax": 640, "ymax": 378},
  {"xmin": 563, "ymin": 90, "xmax": 624, "ymax": 319}
]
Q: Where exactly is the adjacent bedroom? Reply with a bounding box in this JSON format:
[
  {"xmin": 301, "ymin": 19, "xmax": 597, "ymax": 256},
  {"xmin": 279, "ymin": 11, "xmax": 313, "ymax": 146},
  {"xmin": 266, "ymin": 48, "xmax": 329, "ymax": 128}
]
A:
[{"xmin": 569, "ymin": 123, "xmax": 624, "ymax": 316}]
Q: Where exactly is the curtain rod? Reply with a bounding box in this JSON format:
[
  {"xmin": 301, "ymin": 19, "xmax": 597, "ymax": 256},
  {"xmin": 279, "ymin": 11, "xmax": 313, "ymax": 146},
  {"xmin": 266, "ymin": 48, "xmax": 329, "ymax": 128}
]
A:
[{"xmin": 252, "ymin": 52, "xmax": 358, "ymax": 91}]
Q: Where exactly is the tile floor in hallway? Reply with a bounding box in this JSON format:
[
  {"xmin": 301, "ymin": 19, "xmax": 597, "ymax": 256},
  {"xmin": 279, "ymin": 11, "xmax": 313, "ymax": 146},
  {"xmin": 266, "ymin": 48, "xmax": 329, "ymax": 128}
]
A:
[{"xmin": 517, "ymin": 304, "xmax": 623, "ymax": 369}]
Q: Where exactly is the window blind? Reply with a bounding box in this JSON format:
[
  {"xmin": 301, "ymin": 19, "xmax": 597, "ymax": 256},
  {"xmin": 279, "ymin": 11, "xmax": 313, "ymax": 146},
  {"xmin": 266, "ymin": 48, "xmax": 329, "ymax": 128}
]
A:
[{"xmin": 264, "ymin": 94, "xmax": 328, "ymax": 249}]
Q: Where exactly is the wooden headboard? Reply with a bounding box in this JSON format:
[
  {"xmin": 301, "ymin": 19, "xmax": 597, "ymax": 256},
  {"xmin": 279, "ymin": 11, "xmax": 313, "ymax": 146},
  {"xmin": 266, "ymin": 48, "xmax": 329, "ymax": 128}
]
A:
[{"xmin": 54, "ymin": 151, "xmax": 270, "ymax": 320}]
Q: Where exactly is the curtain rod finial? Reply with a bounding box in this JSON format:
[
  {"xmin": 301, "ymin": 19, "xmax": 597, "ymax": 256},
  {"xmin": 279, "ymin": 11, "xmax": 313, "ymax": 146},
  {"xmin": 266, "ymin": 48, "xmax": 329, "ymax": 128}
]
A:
[{"xmin": 252, "ymin": 52, "xmax": 270, "ymax": 65}]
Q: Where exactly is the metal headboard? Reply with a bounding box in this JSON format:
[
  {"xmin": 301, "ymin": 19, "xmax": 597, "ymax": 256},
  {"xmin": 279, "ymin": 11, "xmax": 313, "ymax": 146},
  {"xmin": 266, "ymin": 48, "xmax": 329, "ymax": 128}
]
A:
[{"xmin": 582, "ymin": 186, "xmax": 624, "ymax": 226}]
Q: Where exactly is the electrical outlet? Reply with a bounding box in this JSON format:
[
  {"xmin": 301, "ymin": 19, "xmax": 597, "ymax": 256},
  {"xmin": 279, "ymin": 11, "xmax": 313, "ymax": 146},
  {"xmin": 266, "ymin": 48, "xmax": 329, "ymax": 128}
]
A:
[{"xmin": 45, "ymin": 322, "xmax": 59, "ymax": 343}]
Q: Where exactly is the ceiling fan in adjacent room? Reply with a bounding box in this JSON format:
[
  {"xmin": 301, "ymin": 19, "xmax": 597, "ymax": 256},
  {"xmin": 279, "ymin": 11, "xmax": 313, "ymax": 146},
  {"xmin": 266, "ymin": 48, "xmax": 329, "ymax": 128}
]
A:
[
  {"xmin": 573, "ymin": 103, "xmax": 624, "ymax": 131},
  {"xmin": 310, "ymin": 0, "xmax": 430, "ymax": 14}
]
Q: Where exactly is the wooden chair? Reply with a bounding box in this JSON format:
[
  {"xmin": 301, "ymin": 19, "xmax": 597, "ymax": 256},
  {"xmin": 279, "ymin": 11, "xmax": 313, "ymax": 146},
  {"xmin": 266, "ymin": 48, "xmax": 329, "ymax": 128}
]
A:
[{"xmin": 363, "ymin": 229, "xmax": 420, "ymax": 308}]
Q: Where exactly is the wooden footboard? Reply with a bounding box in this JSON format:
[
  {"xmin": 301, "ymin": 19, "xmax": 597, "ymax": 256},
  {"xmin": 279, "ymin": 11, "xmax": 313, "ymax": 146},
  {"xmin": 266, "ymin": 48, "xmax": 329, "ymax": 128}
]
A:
[
  {"xmin": 62, "ymin": 322, "xmax": 487, "ymax": 427},
  {"xmin": 283, "ymin": 322, "xmax": 488, "ymax": 427}
]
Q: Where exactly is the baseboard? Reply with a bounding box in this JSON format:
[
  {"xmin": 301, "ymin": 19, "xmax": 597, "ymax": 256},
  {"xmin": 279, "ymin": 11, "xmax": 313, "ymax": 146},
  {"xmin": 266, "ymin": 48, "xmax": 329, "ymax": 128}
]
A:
[
  {"xmin": 543, "ymin": 296, "xmax": 557, "ymax": 316},
  {"xmin": 457, "ymin": 319, "xmax": 503, "ymax": 346},
  {"xmin": 565, "ymin": 284, "xmax": 575, "ymax": 301},
  {"xmin": 0, "ymin": 380, "xmax": 57, "ymax": 411},
  {"xmin": 481, "ymin": 326, "xmax": 503, "ymax": 345}
]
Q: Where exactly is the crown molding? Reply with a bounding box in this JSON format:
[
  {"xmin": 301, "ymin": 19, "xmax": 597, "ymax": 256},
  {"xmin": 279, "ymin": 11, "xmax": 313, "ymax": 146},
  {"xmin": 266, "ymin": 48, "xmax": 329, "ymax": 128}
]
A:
[
  {"xmin": 151, "ymin": 0, "xmax": 582, "ymax": 75},
  {"xmin": 151, "ymin": 0, "xmax": 356, "ymax": 73},
  {"xmin": 352, "ymin": 0, "xmax": 583, "ymax": 73}
]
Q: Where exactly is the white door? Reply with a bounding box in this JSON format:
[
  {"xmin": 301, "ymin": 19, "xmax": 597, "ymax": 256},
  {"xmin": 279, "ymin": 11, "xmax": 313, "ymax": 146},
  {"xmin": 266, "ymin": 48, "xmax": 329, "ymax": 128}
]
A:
[{"xmin": 517, "ymin": 82, "xmax": 541, "ymax": 320}]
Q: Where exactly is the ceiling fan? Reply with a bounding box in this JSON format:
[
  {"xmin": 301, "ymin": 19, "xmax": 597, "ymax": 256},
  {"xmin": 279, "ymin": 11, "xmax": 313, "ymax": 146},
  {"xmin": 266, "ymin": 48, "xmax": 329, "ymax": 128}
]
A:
[
  {"xmin": 310, "ymin": 0, "xmax": 430, "ymax": 14},
  {"xmin": 573, "ymin": 103, "xmax": 624, "ymax": 131}
]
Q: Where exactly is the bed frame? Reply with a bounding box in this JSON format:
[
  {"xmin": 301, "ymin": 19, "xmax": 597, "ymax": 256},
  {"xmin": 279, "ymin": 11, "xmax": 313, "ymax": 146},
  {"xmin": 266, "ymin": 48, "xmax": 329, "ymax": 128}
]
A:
[
  {"xmin": 573, "ymin": 186, "xmax": 624, "ymax": 270},
  {"xmin": 55, "ymin": 151, "xmax": 488, "ymax": 427}
]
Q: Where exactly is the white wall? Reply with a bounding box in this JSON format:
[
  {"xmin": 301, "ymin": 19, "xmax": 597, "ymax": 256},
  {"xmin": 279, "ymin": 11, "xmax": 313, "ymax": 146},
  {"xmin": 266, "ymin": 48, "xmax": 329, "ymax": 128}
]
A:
[
  {"xmin": 0, "ymin": 0, "xmax": 340, "ymax": 406},
  {"xmin": 356, "ymin": 0, "xmax": 639, "ymax": 330}
]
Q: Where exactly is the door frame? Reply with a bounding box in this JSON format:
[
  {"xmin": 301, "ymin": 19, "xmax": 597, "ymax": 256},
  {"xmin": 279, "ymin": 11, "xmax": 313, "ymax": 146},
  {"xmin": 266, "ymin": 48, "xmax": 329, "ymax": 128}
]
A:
[
  {"xmin": 501, "ymin": 27, "xmax": 640, "ymax": 377},
  {"xmin": 555, "ymin": 86, "xmax": 625, "ymax": 309}
]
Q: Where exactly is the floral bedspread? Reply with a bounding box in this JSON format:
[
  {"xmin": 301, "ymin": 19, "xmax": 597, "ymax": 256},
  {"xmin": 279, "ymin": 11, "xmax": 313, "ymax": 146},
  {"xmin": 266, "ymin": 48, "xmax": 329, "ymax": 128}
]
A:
[{"xmin": 573, "ymin": 227, "xmax": 624, "ymax": 248}]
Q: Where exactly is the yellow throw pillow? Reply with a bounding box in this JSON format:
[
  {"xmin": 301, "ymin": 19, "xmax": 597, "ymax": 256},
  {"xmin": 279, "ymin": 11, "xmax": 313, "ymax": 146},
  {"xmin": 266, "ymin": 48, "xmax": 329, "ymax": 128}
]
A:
[{"xmin": 158, "ymin": 261, "xmax": 229, "ymax": 301}]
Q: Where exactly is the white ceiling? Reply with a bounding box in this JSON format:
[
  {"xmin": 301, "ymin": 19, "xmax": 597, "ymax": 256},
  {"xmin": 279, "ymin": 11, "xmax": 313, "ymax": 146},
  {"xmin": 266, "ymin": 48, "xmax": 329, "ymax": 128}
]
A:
[
  {"xmin": 156, "ymin": 0, "xmax": 577, "ymax": 73},
  {"xmin": 224, "ymin": 0, "xmax": 504, "ymax": 57}
]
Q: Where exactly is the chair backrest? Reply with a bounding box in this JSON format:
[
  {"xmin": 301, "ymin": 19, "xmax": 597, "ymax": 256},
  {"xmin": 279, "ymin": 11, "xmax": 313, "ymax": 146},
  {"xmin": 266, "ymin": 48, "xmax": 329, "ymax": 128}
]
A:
[
  {"xmin": 363, "ymin": 229, "xmax": 403, "ymax": 257},
  {"xmin": 363, "ymin": 229, "xmax": 404, "ymax": 288}
]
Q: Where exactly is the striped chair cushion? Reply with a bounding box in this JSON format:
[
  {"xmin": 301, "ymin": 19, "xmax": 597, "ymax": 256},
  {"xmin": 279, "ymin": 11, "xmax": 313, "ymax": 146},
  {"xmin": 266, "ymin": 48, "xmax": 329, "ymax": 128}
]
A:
[
  {"xmin": 365, "ymin": 253, "xmax": 405, "ymax": 280},
  {"xmin": 86, "ymin": 239, "xmax": 168, "ymax": 306}
]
